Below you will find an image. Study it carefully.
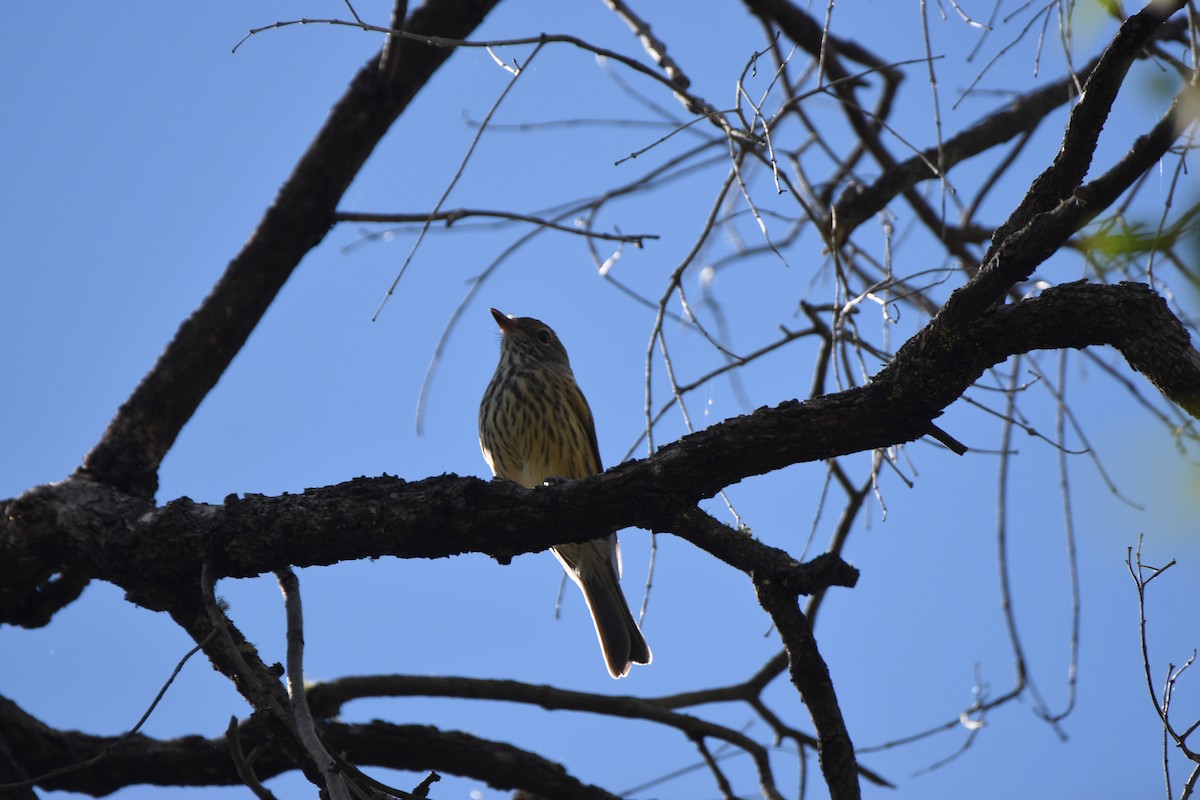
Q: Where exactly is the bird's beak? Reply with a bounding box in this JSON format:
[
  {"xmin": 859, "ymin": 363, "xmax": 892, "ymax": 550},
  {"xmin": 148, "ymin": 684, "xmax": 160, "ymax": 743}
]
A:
[{"xmin": 490, "ymin": 308, "xmax": 519, "ymax": 334}]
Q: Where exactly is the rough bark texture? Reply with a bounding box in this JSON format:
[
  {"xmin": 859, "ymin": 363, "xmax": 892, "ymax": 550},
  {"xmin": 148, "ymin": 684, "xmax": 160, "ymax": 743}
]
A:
[
  {"xmin": 78, "ymin": 0, "xmax": 503, "ymax": 499},
  {"xmin": 3, "ymin": 0, "xmax": 1198, "ymax": 798}
]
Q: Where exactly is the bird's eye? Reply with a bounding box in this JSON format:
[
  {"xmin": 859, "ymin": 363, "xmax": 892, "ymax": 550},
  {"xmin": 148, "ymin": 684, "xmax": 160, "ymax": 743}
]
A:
[{"xmin": 536, "ymin": 330, "xmax": 552, "ymax": 344}]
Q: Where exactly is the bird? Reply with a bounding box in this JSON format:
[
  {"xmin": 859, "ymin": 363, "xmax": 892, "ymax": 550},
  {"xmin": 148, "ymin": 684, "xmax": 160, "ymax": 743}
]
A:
[{"xmin": 479, "ymin": 308, "xmax": 651, "ymax": 678}]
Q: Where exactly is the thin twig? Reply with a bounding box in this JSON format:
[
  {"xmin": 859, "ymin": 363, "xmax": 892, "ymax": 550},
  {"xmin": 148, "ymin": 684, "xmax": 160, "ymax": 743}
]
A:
[
  {"xmin": 372, "ymin": 43, "xmax": 544, "ymax": 321},
  {"xmin": 276, "ymin": 568, "xmax": 350, "ymax": 800},
  {"xmin": 0, "ymin": 630, "xmax": 216, "ymax": 791}
]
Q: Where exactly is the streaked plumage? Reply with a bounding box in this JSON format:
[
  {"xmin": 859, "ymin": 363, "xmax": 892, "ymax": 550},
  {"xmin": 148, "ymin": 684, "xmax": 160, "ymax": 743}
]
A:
[{"xmin": 479, "ymin": 308, "xmax": 651, "ymax": 678}]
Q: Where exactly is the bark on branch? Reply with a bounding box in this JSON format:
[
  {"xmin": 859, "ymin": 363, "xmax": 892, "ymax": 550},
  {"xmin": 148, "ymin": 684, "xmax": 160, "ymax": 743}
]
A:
[
  {"xmin": 0, "ymin": 694, "xmax": 617, "ymax": 800},
  {"xmin": 78, "ymin": 0, "xmax": 502, "ymax": 499},
  {"xmin": 4, "ymin": 283, "xmax": 1195, "ymax": 625},
  {"xmin": 4, "ymin": 2, "xmax": 1198, "ymax": 799}
]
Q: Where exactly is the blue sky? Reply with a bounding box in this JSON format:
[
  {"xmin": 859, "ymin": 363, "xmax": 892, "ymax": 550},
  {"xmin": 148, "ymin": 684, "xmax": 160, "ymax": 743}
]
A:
[{"xmin": 3, "ymin": 2, "xmax": 1199, "ymax": 799}]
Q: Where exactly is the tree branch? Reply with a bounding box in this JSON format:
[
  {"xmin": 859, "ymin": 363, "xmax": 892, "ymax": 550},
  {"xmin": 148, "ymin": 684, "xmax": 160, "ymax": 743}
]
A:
[
  {"xmin": 754, "ymin": 578, "xmax": 857, "ymax": 800},
  {"xmin": 830, "ymin": 57, "xmax": 1095, "ymax": 244},
  {"xmin": 77, "ymin": 0, "xmax": 503, "ymax": 498},
  {"xmin": 5, "ymin": 282, "xmax": 1197, "ymax": 624},
  {"xmin": 670, "ymin": 505, "xmax": 856, "ymax": 799},
  {"xmin": 987, "ymin": 0, "xmax": 1187, "ymax": 251},
  {"xmin": 0, "ymin": 695, "xmax": 617, "ymax": 799}
]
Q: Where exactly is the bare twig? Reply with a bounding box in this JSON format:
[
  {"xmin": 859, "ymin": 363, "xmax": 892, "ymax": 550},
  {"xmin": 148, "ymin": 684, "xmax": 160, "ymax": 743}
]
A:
[
  {"xmin": 336, "ymin": 207, "xmax": 658, "ymax": 246},
  {"xmin": 0, "ymin": 631, "xmax": 215, "ymax": 791},
  {"xmin": 372, "ymin": 42, "xmax": 543, "ymax": 321},
  {"xmin": 276, "ymin": 568, "xmax": 350, "ymax": 800}
]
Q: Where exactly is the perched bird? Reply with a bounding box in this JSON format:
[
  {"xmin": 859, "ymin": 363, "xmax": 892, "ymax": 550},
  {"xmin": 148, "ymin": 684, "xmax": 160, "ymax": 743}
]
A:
[{"xmin": 479, "ymin": 308, "xmax": 651, "ymax": 678}]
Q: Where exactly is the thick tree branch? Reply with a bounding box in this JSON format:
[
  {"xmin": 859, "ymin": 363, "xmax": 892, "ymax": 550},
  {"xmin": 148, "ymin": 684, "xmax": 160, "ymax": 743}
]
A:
[
  {"xmin": 980, "ymin": 282, "xmax": 1200, "ymax": 416},
  {"xmin": 938, "ymin": 82, "xmax": 1200, "ymax": 329},
  {"xmin": 4, "ymin": 282, "xmax": 1197, "ymax": 624},
  {"xmin": 77, "ymin": 0, "xmax": 502, "ymax": 499},
  {"xmin": 987, "ymin": 0, "xmax": 1187, "ymax": 251},
  {"xmin": 0, "ymin": 695, "xmax": 616, "ymax": 799},
  {"xmin": 754, "ymin": 579, "xmax": 857, "ymax": 800},
  {"xmin": 0, "ymin": 474, "xmax": 856, "ymax": 623},
  {"xmin": 6, "ymin": 2, "xmax": 1197, "ymax": 799},
  {"xmin": 886, "ymin": 8, "xmax": 1199, "ymax": 405},
  {"xmin": 671, "ymin": 505, "xmax": 857, "ymax": 799}
]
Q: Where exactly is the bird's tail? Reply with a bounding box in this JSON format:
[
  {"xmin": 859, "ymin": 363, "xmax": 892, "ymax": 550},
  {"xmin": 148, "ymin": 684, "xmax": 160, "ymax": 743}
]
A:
[{"xmin": 555, "ymin": 539, "xmax": 652, "ymax": 679}]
